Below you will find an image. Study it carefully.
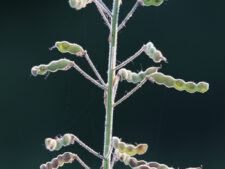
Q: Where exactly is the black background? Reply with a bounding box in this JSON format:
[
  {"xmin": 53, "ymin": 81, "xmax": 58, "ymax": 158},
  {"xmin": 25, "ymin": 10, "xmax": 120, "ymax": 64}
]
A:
[{"xmin": 1, "ymin": 0, "xmax": 225, "ymax": 169}]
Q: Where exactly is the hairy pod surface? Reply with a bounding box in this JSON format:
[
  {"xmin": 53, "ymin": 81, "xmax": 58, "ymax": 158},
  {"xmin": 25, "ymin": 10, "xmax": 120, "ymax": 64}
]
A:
[
  {"xmin": 54, "ymin": 41, "xmax": 84, "ymax": 56},
  {"xmin": 141, "ymin": 0, "xmax": 164, "ymax": 7},
  {"xmin": 144, "ymin": 42, "xmax": 167, "ymax": 63},
  {"xmin": 45, "ymin": 134, "xmax": 75, "ymax": 151},
  {"xmin": 40, "ymin": 152, "xmax": 75, "ymax": 169},
  {"xmin": 150, "ymin": 72, "xmax": 209, "ymax": 93},
  {"xmin": 118, "ymin": 67, "xmax": 159, "ymax": 84},
  {"xmin": 133, "ymin": 163, "xmax": 174, "ymax": 169},
  {"xmin": 69, "ymin": 0, "xmax": 92, "ymax": 10},
  {"xmin": 31, "ymin": 59, "xmax": 74, "ymax": 76},
  {"xmin": 113, "ymin": 137, "xmax": 148, "ymax": 156}
]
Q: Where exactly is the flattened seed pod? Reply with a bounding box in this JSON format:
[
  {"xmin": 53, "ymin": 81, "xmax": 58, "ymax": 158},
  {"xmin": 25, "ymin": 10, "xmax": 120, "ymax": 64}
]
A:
[
  {"xmin": 69, "ymin": 0, "xmax": 92, "ymax": 10},
  {"xmin": 31, "ymin": 59, "xmax": 74, "ymax": 77},
  {"xmin": 45, "ymin": 138, "xmax": 57, "ymax": 151},
  {"xmin": 136, "ymin": 144, "xmax": 148, "ymax": 155},
  {"xmin": 144, "ymin": 42, "xmax": 167, "ymax": 63},
  {"xmin": 54, "ymin": 41, "xmax": 84, "ymax": 56},
  {"xmin": 197, "ymin": 82, "xmax": 209, "ymax": 93},
  {"xmin": 40, "ymin": 152, "xmax": 76, "ymax": 169},
  {"xmin": 141, "ymin": 0, "xmax": 164, "ymax": 6},
  {"xmin": 45, "ymin": 133, "xmax": 76, "ymax": 151},
  {"xmin": 118, "ymin": 67, "xmax": 160, "ymax": 84},
  {"xmin": 150, "ymin": 72, "xmax": 209, "ymax": 93},
  {"xmin": 112, "ymin": 136, "xmax": 148, "ymax": 156},
  {"xmin": 133, "ymin": 165, "xmax": 151, "ymax": 169}
]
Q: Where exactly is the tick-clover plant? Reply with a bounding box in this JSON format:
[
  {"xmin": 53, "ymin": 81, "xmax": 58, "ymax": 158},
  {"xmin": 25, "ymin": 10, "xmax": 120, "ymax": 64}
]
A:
[{"xmin": 31, "ymin": 0, "xmax": 209, "ymax": 169}]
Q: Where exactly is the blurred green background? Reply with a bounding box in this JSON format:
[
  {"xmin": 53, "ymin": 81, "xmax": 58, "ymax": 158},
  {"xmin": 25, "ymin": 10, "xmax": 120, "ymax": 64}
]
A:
[{"xmin": 1, "ymin": 0, "xmax": 225, "ymax": 169}]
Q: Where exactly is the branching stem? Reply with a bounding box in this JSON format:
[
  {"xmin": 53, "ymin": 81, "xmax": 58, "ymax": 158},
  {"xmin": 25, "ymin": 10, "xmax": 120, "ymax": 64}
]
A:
[
  {"xmin": 93, "ymin": 0, "xmax": 112, "ymax": 18},
  {"xmin": 103, "ymin": 0, "xmax": 120, "ymax": 168},
  {"xmin": 114, "ymin": 45, "xmax": 146, "ymax": 71},
  {"xmin": 73, "ymin": 154, "xmax": 90, "ymax": 169},
  {"xmin": 118, "ymin": 0, "xmax": 140, "ymax": 32},
  {"xmin": 72, "ymin": 134, "xmax": 106, "ymax": 160},
  {"xmin": 84, "ymin": 51, "xmax": 106, "ymax": 86},
  {"xmin": 72, "ymin": 62, "xmax": 106, "ymax": 90},
  {"xmin": 94, "ymin": 3, "xmax": 111, "ymax": 29},
  {"xmin": 113, "ymin": 78, "xmax": 148, "ymax": 107}
]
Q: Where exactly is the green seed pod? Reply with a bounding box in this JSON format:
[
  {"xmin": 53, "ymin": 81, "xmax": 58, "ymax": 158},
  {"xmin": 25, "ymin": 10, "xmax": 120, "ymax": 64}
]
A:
[
  {"xmin": 185, "ymin": 82, "xmax": 198, "ymax": 93},
  {"xmin": 53, "ymin": 41, "xmax": 84, "ymax": 56},
  {"xmin": 69, "ymin": 0, "xmax": 92, "ymax": 10},
  {"xmin": 112, "ymin": 137, "xmax": 148, "ymax": 156},
  {"xmin": 150, "ymin": 72, "xmax": 209, "ymax": 93},
  {"xmin": 173, "ymin": 79, "xmax": 186, "ymax": 91},
  {"xmin": 197, "ymin": 82, "xmax": 209, "ymax": 93},
  {"xmin": 45, "ymin": 134, "xmax": 75, "ymax": 151},
  {"xmin": 144, "ymin": 42, "xmax": 167, "ymax": 63},
  {"xmin": 31, "ymin": 59, "xmax": 74, "ymax": 77},
  {"xmin": 118, "ymin": 67, "xmax": 160, "ymax": 84},
  {"xmin": 141, "ymin": 0, "xmax": 164, "ymax": 7}
]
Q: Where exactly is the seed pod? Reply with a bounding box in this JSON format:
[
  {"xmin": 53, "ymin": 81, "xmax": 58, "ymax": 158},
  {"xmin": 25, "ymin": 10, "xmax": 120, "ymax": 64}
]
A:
[
  {"xmin": 133, "ymin": 165, "xmax": 151, "ymax": 169},
  {"xmin": 141, "ymin": 0, "xmax": 164, "ymax": 7},
  {"xmin": 40, "ymin": 152, "xmax": 75, "ymax": 169},
  {"xmin": 112, "ymin": 137, "xmax": 148, "ymax": 156},
  {"xmin": 31, "ymin": 59, "xmax": 74, "ymax": 76},
  {"xmin": 118, "ymin": 67, "xmax": 160, "ymax": 84},
  {"xmin": 144, "ymin": 42, "xmax": 167, "ymax": 63},
  {"xmin": 117, "ymin": 152, "xmax": 147, "ymax": 167},
  {"xmin": 69, "ymin": 0, "xmax": 92, "ymax": 10},
  {"xmin": 45, "ymin": 134, "xmax": 75, "ymax": 151},
  {"xmin": 150, "ymin": 72, "xmax": 209, "ymax": 93},
  {"xmin": 52, "ymin": 41, "xmax": 84, "ymax": 56}
]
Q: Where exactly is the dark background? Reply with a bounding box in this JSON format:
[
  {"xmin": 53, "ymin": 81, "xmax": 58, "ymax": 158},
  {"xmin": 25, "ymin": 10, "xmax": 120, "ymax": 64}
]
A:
[{"xmin": 1, "ymin": 0, "xmax": 225, "ymax": 169}]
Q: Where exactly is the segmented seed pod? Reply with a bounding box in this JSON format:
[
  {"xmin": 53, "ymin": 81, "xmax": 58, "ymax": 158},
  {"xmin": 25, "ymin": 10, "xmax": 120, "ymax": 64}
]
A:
[
  {"xmin": 45, "ymin": 133, "xmax": 75, "ymax": 151},
  {"xmin": 40, "ymin": 152, "xmax": 75, "ymax": 169},
  {"xmin": 113, "ymin": 137, "xmax": 148, "ymax": 156},
  {"xmin": 141, "ymin": 0, "xmax": 164, "ymax": 7},
  {"xmin": 150, "ymin": 72, "xmax": 209, "ymax": 93},
  {"xmin": 115, "ymin": 150, "xmax": 174, "ymax": 169},
  {"xmin": 144, "ymin": 42, "xmax": 167, "ymax": 63},
  {"xmin": 69, "ymin": 0, "xmax": 92, "ymax": 10},
  {"xmin": 133, "ymin": 163, "xmax": 173, "ymax": 169},
  {"xmin": 117, "ymin": 151, "xmax": 146, "ymax": 167},
  {"xmin": 117, "ymin": 67, "xmax": 160, "ymax": 84},
  {"xmin": 53, "ymin": 41, "xmax": 84, "ymax": 56},
  {"xmin": 31, "ymin": 59, "xmax": 74, "ymax": 76}
]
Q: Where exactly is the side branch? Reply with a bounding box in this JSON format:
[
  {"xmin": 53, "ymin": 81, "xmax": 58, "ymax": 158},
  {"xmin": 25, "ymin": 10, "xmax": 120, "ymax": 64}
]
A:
[
  {"xmin": 73, "ymin": 154, "xmax": 91, "ymax": 169},
  {"xmin": 72, "ymin": 62, "xmax": 106, "ymax": 90},
  {"xmin": 84, "ymin": 51, "xmax": 106, "ymax": 86},
  {"xmin": 94, "ymin": 3, "xmax": 111, "ymax": 29},
  {"xmin": 118, "ymin": 0, "xmax": 140, "ymax": 32},
  {"xmin": 93, "ymin": 0, "xmax": 112, "ymax": 18},
  {"xmin": 72, "ymin": 134, "xmax": 106, "ymax": 160},
  {"xmin": 114, "ymin": 45, "xmax": 146, "ymax": 71},
  {"xmin": 113, "ymin": 77, "xmax": 148, "ymax": 107}
]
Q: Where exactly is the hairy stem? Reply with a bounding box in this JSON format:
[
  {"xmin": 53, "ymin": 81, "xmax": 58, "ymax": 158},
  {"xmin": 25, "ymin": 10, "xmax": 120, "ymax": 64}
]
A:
[
  {"xmin": 118, "ymin": 0, "xmax": 140, "ymax": 32},
  {"xmin": 94, "ymin": 2, "xmax": 111, "ymax": 29},
  {"xmin": 93, "ymin": 0, "xmax": 112, "ymax": 17},
  {"xmin": 114, "ymin": 45, "xmax": 146, "ymax": 70},
  {"xmin": 103, "ymin": 0, "xmax": 120, "ymax": 169},
  {"xmin": 114, "ymin": 77, "xmax": 148, "ymax": 107},
  {"xmin": 72, "ymin": 62, "xmax": 106, "ymax": 90},
  {"xmin": 84, "ymin": 51, "xmax": 106, "ymax": 86}
]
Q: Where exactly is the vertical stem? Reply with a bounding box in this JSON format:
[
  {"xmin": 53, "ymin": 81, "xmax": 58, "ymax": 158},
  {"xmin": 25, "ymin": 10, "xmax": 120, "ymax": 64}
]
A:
[{"xmin": 103, "ymin": 0, "xmax": 120, "ymax": 169}]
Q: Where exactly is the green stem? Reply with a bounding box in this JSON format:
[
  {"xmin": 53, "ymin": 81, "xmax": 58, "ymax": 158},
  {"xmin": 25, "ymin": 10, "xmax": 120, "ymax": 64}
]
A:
[{"xmin": 103, "ymin": 0, "xmax": 120, "ymax": 169}]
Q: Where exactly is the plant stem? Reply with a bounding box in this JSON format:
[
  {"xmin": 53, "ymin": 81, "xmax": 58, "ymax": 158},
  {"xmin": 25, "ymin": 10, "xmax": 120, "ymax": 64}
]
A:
[{"xmin": 103, "ymin": 0, "xmax": 120, "ymax": 169}]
